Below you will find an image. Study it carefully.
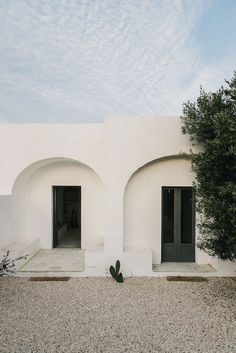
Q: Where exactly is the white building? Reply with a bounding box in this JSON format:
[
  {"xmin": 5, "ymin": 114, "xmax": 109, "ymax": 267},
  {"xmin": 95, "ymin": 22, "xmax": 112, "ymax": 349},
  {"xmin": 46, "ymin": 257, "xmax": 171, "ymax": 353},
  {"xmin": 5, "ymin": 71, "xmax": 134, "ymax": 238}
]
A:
[{"xmin": 0, "ymin": 117, "xmax": 235, "ymax": 276}]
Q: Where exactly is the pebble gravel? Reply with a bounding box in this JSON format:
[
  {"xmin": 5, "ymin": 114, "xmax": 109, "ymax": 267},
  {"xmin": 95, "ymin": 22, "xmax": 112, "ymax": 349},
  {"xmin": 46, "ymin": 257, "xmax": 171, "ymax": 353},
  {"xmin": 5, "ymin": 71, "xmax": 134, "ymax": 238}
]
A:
[{"xmin": 0, "ymin": 277, "xmax": 235, "ymax": 353}]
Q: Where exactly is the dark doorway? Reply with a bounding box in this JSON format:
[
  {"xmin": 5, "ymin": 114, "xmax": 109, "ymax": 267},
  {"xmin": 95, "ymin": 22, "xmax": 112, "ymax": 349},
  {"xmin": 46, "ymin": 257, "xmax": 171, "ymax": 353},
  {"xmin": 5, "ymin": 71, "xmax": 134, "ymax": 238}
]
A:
[
  {"xmin": 162, "ymin": 187, "xmax": 195, "ymax": 262},
  {"xmin": 53, "ymin": 186, "xmax": 81, "ymax": 248}
]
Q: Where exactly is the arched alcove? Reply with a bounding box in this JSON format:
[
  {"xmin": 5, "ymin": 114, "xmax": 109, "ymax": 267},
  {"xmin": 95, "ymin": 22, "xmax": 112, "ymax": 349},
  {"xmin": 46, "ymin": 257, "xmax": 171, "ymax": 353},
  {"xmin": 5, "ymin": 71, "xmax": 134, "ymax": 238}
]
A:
[
  {"xmin": 12, "ymin": 158, "xmax": 104, "ymax": 250},
  {"xmin": 124, "ymin": 156, "xmax": 194, "ymax": 264}
]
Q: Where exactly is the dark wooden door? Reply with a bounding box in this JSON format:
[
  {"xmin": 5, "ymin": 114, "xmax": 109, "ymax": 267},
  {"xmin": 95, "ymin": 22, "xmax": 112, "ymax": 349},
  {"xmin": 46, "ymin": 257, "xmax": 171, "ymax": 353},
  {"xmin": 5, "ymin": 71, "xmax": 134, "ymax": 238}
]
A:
[
  {"xmin": 162, "ymin": 187, "xmax": 195, "ymax": 262},
  {"xmin": 53, "ymin": 186, "xmax": 59, "ymax": 248}
]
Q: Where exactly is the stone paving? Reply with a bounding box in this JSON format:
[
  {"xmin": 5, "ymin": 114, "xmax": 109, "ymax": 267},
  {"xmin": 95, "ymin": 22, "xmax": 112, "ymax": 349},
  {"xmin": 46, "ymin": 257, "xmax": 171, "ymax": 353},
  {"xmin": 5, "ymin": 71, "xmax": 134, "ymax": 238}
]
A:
[{"xmin": 19, "ymin": 249, "xmax": 85, "ymax": 272}]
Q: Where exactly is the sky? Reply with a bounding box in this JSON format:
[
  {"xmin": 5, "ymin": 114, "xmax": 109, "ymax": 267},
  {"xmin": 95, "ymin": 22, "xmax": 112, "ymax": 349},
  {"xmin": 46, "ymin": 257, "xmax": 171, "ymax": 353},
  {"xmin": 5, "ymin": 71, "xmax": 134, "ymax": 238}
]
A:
[{"xmin": 0, "ymin": 0, "xmax": 235, "ymax": 123}]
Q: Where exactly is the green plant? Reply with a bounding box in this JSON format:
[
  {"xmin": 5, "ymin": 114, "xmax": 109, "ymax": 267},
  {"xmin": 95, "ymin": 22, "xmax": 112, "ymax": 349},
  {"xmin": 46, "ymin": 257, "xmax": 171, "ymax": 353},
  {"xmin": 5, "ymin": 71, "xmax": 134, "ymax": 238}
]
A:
[
  {"xmin": 109, "ymin": 260, "xmax": 123, "ymax": 283},
  {"xmin": 0, "ymin": 250, "xmax": 28, "ymax": 276},
  {"xmin": 181, "ymin": 72, "xmax": 236, "ymax": 261}
]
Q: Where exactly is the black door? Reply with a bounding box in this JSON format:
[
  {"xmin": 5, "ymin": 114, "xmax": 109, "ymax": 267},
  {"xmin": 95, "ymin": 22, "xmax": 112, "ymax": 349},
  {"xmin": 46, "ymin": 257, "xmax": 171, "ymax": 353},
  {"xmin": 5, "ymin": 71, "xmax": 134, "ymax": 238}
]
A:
[
  {"xmin": 53, "ymin": 186, "xmax": 59, "ymax": 248},
  {"xmin": 162, "ymin": 187, "xmax": 195, "ymax": 262}
]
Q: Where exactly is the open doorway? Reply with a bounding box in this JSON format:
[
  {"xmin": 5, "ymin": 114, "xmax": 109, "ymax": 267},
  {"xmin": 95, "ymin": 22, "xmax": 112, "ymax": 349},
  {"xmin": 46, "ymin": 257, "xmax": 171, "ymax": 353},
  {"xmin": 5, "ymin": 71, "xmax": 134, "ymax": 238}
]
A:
[{"xmin": 53, "ymin": 186, "xmax": 81, "ymax": 248}]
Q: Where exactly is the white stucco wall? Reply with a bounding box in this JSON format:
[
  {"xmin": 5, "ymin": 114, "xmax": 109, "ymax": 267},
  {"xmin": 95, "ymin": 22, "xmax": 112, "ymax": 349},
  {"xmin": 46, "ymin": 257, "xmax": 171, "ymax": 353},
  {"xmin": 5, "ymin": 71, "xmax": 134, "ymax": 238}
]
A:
[
  {"xmin": 12, "ymin": 160, "xmax": 104, "ymax": 250},
  {"xmin": 0, "ymin": 117, "xmax": 235, "ymax": 276},
  {"xmin": 0, "ymin": 124, "xmax": 105, "ymax": 195},
  {"xmin": 124, "ymin": 158, "xmax": 194, "ymax": 264},
  {"xmin": 0, "ymin": 196, "xmax": 13, "ymax": 248}
]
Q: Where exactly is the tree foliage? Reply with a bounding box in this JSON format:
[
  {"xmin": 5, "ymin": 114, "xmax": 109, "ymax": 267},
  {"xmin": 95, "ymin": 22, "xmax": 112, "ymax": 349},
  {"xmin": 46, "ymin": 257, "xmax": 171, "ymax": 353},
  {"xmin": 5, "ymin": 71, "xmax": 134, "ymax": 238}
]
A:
[{"xmin": 181, "ymin": 73, "xmax": 236, "ymax": 261}]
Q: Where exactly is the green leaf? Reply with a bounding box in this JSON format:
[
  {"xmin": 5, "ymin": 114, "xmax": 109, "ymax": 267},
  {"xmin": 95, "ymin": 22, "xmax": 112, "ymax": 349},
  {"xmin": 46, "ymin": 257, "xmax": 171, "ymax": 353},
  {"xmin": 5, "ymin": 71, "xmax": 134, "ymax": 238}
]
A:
[
  {"xmin": 115, "ymin": 260, "xmax": 120, "ymax": 274},
  {"xmin": 117, "ymin": 273, "xmax": 123, "ymax": 283},
  {"xmin": 109, "ymin": 265, "xmax": 117, "ymax": 279}
]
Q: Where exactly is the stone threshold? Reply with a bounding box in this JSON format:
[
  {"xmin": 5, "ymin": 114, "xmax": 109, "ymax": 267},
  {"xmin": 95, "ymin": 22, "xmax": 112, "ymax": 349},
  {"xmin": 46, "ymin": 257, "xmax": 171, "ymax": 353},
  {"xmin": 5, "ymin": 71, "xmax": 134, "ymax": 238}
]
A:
[{"xmin": 153, "ymin": 262, "xmax": 215, "ymax": 273}]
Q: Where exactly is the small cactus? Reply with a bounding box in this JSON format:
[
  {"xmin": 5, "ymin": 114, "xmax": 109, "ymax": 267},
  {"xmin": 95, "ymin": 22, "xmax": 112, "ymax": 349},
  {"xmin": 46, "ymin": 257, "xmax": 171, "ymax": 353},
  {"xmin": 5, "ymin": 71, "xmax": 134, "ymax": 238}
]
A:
[{"xmin": 109, "ymin": 260, "xmax": 123, "ymax": 283}]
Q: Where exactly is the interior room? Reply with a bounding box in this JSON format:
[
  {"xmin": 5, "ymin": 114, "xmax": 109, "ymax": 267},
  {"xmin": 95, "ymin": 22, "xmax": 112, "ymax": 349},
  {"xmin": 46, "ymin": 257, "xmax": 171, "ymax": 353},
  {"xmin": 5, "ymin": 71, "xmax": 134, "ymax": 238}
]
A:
[{"xmin": 53, "ymin": 186, "xmax": 81, "ymax": 248}]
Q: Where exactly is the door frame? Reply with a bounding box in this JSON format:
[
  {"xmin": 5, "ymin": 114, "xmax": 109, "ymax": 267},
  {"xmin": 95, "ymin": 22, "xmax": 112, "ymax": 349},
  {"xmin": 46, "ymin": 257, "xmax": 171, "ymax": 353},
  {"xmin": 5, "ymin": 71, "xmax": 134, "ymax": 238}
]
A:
[
  {"xmin": 52, "ymin": 186, "xmax": 59, "ymax": 248},
  {"xmin": 52, "ymin": 185, "xmax": 82, "ymax": 249},
  {"xmin": 161, "ymin": 186, "xmax": 196, "ymax": 262}
]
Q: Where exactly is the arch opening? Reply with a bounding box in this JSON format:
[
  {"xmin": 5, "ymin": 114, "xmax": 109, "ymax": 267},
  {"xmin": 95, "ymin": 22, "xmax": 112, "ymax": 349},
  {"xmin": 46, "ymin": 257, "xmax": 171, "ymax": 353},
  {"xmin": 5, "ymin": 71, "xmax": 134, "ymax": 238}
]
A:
[
  {"xmin": 12, "ymin": 158, "xmax": 104, "ymax": 250},
  {"xmin": 124, "ymin": 157, "xmax": 194, "ymax": 264}
]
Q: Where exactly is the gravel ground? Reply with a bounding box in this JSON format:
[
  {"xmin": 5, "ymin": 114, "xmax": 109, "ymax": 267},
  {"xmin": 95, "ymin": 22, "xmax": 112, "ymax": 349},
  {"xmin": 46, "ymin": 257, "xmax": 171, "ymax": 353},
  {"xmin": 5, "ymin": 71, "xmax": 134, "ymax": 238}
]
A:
[{"xmin": 0, "ymin": 277, "xmax": 235, "ymax": 353}]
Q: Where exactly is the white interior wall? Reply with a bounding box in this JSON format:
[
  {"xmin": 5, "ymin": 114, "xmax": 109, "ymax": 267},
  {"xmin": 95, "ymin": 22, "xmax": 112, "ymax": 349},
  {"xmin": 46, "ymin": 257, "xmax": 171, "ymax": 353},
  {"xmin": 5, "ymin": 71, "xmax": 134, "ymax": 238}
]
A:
[
  {"xmin": 124, "ymin": 158, "xmax": 194, "ymax": 264},
  {"xmin": 12, "ymin": 161, "xmax": 104, "ymax": 250}
]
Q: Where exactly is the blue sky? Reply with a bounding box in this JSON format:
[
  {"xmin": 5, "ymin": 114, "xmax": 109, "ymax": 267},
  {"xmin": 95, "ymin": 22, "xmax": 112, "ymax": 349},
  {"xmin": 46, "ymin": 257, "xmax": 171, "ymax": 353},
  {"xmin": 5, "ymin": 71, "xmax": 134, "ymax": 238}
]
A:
[{"xmin": 0, "ymin": 0, "xmax": 235, "ymax": 123}]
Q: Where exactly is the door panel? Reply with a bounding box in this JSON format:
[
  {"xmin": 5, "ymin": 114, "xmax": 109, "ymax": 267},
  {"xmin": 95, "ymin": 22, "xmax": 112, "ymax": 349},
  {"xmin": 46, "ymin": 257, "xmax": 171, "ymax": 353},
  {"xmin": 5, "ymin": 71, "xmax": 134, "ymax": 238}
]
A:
[
  {"xmin": 53, "ymin": 186, "xmax": 59, "ymax": 248},
  {"xmin": 162, "ymin": 187, "xmax": 195, "ymax": 262},
  {"xmin": 163, "ymin": 189, "xmax": 175, "ymax": 243},
  {"xmin": 181, "ymin": 189, "xmax": 193, "ymax": 244},
  {"xmin": 162, "ymin": 188, "xmax": 177, "ymax": 261}
]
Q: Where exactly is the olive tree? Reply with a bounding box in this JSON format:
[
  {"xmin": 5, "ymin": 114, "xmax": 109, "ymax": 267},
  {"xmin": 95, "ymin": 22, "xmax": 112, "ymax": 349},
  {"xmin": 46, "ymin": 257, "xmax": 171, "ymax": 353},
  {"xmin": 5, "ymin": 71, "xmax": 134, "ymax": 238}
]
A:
[{"xmin": 181, "ymin": 73, "xmax": 236, "ymax": 261}]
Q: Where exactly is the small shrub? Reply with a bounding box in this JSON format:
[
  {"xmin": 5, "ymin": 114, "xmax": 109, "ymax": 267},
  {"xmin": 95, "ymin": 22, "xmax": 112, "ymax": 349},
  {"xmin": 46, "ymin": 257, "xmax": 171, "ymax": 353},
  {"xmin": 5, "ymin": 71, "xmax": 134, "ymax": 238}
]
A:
[{"xmin": 0, "ymin": 250, "xmax": 28, "ymax": 276}]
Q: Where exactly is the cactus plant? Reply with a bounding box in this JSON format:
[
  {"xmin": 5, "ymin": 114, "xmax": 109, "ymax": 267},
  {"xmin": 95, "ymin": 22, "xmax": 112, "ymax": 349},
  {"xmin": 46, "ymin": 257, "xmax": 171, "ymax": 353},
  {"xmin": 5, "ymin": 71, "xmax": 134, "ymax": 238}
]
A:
[{"xmin": 109, "ymin": 260, "xmax": 123, "ymax": 283}]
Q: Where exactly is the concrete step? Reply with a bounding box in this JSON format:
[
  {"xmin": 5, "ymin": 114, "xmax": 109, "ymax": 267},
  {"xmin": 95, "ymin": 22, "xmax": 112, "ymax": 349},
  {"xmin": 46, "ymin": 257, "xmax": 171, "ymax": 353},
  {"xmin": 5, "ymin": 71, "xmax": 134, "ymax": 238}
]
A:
[{"xmin": 0, "ymin": 239, "xmax": 40, "ymax": 270}]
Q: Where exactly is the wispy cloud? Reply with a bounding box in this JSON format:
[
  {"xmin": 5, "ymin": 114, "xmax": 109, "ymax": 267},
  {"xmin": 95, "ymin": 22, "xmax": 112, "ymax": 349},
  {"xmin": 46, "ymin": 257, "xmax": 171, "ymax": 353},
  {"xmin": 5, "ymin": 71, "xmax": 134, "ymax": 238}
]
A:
[{"xmin": 0, "ymin": 0, "xmax": 233, "ymax": 122}]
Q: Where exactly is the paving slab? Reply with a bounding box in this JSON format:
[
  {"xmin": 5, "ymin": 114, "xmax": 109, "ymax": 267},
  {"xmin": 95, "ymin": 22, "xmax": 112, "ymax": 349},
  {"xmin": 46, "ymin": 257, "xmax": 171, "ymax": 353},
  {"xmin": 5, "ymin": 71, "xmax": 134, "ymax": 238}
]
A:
[
  {"xmin": 19, "ymin": 249, "xmax": 85, "ymax": 272},
  {"xmin": 153, "ymin": 262, "xmax": 215, "ymax": 273}
]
